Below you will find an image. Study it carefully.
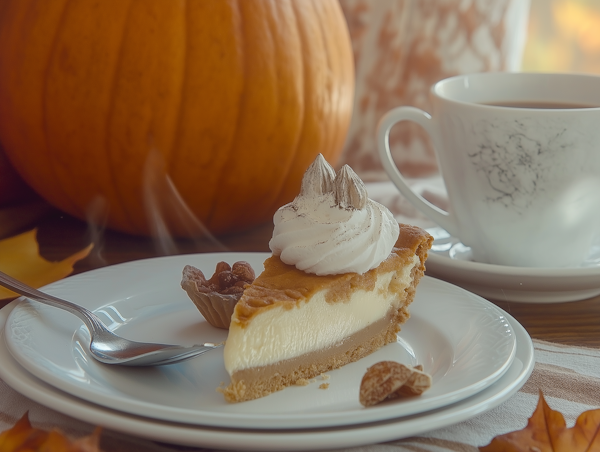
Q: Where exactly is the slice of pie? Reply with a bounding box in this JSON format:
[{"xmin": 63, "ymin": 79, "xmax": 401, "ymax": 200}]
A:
[{"xmin": 220, "ymin": 155, "xmax": 433, "ymax": 403}]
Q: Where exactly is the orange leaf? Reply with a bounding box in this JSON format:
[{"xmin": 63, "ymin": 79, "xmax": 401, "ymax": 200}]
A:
[
  {"xmin": 480, "ymin": 390, "xmax": 600, "ymax": 451},
  {"xmin": 0, "ymin": 229, "xmax": 93, "ymax": 299},
  {"xmin": 0, "ymin": 412, "xmax": 102, "ymax": 452}
]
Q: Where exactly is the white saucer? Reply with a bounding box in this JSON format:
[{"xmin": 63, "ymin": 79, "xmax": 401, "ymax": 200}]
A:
[
  {"xmin": 425, "ymin": 227, "xmax": 600, "ymax": 303},
  {"xmin": 0, "ymin": 301, "xmax": 535, "ymax": 451},
  {"xmin": 4, "ymin": 253, "xmax": 515, "ymax": 430}
]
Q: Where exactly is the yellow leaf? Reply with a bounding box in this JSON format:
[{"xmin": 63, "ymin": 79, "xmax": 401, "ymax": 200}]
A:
[{"xmin": 0, "ymin": 229, "xmax": 93, "ymax": 299}]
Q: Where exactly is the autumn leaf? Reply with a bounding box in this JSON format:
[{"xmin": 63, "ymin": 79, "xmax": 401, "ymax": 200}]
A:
[
  {"xmin": 0, "ymin": 412, "xmax": 102, "ymax": 452},
  {"xmin": 480, "ymin": 390, "xmax": 600, "ymax": 451},
  {"xmin": 0, "ymin": 229, "xmax": 93, "ymax": 299}
]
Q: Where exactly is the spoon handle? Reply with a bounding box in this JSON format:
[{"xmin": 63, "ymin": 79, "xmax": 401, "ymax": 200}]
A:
[{"xmin": 0, "ymin": 270, "xmax": 108, "ymax": 335}]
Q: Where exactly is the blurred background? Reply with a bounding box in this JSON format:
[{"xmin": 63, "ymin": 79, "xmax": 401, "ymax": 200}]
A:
[
  {"xmin": 335, "ymin": 0, "xmax": 600, "ymax": 220},
  {"xmin": 3, "ymin": 0, "xmax": 600, "ymax": 243},
  {"xmin": 339, "ymin": 0, "xmax": 600, "ymax": 185},
  {"xmin": 524, "ymin": 0, "xmax": 600, "ymax": 74}
]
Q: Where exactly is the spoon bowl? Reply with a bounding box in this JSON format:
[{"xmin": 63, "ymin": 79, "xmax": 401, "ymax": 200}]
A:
[{"xmin": 0, "ymin": 270, "xmax": 222, "ymax": 366}]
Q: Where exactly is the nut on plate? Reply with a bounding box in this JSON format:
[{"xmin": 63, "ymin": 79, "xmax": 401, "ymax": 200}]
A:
[{"xmin": 359, "ymin": 361, "xmax": 432, "ymax": 407}]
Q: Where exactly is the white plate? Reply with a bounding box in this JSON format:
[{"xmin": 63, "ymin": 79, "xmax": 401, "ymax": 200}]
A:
[
  {"xmin": 0, "ymin": 301, "xmax": 534, "ymax": 451},
  {"xmin": 426, "ymin": 227, "xmax": 600, "ymax": 303},
  {"xmin": 4, "ymin": 253, "xmax": 516, "ymax": 430}
]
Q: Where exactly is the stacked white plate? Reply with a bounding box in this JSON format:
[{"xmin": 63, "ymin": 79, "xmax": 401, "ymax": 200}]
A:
[{"xmin": 0, "ymin": 253, "xmax": 534, "ymax": 451}]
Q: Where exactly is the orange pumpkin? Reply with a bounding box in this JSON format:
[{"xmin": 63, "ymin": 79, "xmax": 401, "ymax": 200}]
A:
[
  {"xmin": 0, "ymin": 144, "xmax": 38, "ymax": 207},
  {"xmin": 0, "ymin": 0, "xmax": 354, "ymax": 237}
]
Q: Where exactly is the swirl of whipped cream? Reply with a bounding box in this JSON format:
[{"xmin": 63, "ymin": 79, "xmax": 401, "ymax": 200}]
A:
[{"xmin": 269, "ymin": 155, "xmax": 399, "ymax": 275}]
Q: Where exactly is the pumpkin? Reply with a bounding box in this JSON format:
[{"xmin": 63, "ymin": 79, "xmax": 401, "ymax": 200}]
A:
[
  {"xmin": 0, "ymin": 143, "xmax": 38, "ymax": 207},
  {"xmin": 0, "ymin": 0, "xmax": 354, "ymax": 237}
]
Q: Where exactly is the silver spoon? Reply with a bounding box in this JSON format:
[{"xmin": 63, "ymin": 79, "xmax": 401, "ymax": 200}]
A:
[{"xmin": 0, "ymin": 270, "xmax": 222, "ymax": 366}]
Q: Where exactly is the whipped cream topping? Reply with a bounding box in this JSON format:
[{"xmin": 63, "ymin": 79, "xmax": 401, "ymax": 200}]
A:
[{"xmin": 269, "ymin": 154, "xmax": 399, "ymax": 275}]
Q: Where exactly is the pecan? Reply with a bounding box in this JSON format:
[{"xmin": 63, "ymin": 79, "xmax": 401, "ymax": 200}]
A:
[
  {"xmin": 208, "ymin": 261, "xmax": 231, "ymax": 288},
  {"xmin": 215, "ymin": 261, "xmax": 232, "ymax": 274},
  {"xmin": 359, "ymin": 361, "xmax": 431, "ymax": 407},
  {"xmin": 359, "ymin": 361, "xmax": 412, "ymax": 407},
  {"xmin": 232, "ymin": 261, "xmax": 255, "ymax": 283},
  {"xmin": 218, "ymin": 270, "xmax": 237, "ymax": 290}
]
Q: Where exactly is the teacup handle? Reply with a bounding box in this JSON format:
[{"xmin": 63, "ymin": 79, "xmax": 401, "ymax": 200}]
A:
[{"xmin": 377, "ymin": 106, "xmax": 459, "ymax": 237}]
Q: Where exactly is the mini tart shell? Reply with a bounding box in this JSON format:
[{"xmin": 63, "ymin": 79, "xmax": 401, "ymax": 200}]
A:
[{"xmin": 181, "ymin": 266, "xmax": 240, "ymax": 330}]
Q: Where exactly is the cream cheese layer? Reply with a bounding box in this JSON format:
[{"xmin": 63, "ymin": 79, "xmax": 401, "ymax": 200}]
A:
[{"xmin": 223, "ymin": 255, "xmax": 419, "ymax": 375}]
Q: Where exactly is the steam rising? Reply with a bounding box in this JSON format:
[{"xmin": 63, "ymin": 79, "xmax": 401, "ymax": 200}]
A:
[{"xmin": 142, "ymin": 148, "xmax": 227, "ymax": 255}]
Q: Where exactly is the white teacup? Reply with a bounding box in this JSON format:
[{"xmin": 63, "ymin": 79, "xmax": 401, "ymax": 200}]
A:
[{"xmin": 377, "ymin": 72, "xmax": 600, "ymax": 268}]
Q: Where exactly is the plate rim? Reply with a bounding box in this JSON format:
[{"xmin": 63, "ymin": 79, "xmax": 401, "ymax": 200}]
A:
[{"xmin": 4, "ymin": 252, "xmax": 516, "ymax": 429}]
